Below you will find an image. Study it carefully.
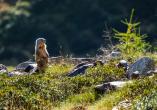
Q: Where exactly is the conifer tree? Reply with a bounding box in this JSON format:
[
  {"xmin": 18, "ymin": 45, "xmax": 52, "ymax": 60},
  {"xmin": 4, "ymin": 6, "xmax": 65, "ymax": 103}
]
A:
[{"xmin": 114, "ymin": 9, "xmax": 150, "ymax": 58}]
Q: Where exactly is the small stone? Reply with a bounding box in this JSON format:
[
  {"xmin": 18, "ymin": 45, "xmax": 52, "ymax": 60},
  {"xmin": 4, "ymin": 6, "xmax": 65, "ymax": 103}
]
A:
[
  {"xmin": 8, "ymin": 70, "xmax": 29, "ymax": 76},
  {"xmin": 117, "ymin": 60, "xmax": 128, "ymax": 72},
  {"xmin": 110, "ymin": 51, "xmax": 121, "ymax": 58},
  {"xmin": 131, "ymin": 71, "xmax": 140, "ymax": 79}
]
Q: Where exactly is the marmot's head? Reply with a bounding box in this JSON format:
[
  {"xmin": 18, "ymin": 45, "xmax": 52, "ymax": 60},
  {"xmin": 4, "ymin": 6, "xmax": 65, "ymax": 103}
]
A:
[{"xmin": 36, "ymin": 38, "xmax": 46, "ymax": 49}]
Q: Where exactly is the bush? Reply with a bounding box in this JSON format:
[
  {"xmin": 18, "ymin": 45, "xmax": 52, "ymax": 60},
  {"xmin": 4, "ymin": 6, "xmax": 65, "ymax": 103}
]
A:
[{"xmin": 85, "ymin": 63, "xmax": 125, "ymax": 83}]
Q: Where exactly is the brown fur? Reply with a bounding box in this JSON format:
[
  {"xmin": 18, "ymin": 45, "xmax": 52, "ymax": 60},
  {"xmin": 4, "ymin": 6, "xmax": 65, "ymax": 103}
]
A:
[{"xmin": 35, "ymin": 38, "xmax": 49, "ymax": 72}]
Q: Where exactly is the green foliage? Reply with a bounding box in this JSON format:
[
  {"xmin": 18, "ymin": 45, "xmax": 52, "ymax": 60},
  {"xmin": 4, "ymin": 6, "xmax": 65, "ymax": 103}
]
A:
[
  {"xmin": 0, "ymin": 65, "xmax": 72, "ymax": 109},
  {"xmin": 90, "ymin": 75, "xmax": 157, "ymax": 110},
  {"xmin": 0, "ymin": 61, "xmax": 125, "ymax": 109},
  {"xmin": 67, "ymin": 92, "xmax": 95, "ymax": 104},
  {"xmin": 133, "ymin": 91, "xmax": 157, "ymax": 110},
  {"xmin": 123, "ymin": 77, "xmax": 157, "ymax": 100},
  {"xmin": 86, "ymin": 63, "xmax": 125, "ymax": 83},
  {"xmin": 114, "ymin": 9, "xmax": 151, "ymax": 58},
  {"xmin": 0, "ymin": 1, "xmax": 31, "ymax": 64},
  {"xmin": 0, "ymin": 61, "xmax": 157, "ymax": 110},
  {"xmin": 0, "ymin": 1, "xmax": 30, "ymax": 34}
]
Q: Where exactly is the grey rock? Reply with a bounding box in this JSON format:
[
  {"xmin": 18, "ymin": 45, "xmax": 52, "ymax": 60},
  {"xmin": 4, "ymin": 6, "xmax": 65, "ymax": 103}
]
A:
[
  {"xmin": 0, "ymin": 64, "xmax": 8, "ymax": 74},
  {"xmin": 8, "ymin": 70, "xmax": 30, "ymax": 77},
  {"xmin": 95, "ymin": 81, "xmax": 132, "ymax": 94},
  {"xmin": 16, "ymin": 60, "xmax": 36, "ymax": 70},
  {"xmin": 67, "ymin": 63, "xmax": 93, "ymax": 77},
  {"xmin": 131, "ymin": 71, "xmax": 140, "ymax": 79},
  {"xmin": 108, "ymin": 51, "xmax": 121, "ymax": 58},
  {"xmin": 67, "ymin": 61, "xmax": 103, "ymax": 77},
  {"xmin": 16, "ymin": 60, "xmax": 37, "ymax": 73},
  {"xmin": 8, "ymin": 60, "xmax": 38, "ymax": 77},
  {"xmin": 126, "ymin": 57, "xmax": 155, "ymax": 79},
  {"xmin": 95, "ymin": 82, "xmax": 116, "ymax": 94},
  {"xmin": 117, "ymin": 60, "xmax": 128, "ymax": 72},
  {"xmin": 153, "ymin": 69, "xmax": 157, "ymax": 74}
]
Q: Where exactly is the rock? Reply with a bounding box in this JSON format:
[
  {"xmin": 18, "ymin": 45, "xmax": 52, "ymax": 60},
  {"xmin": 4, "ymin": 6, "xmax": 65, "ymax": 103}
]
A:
[
  {"xmin": 117, "ymin": 60, "xmax": 128, "ymax": 72},
  {"xmin": 24, "ymin": 63, "xmax": 38, "ymax": 73},
  {"xmin": 108, "ymin": 51, "xmax": 121, "ymax": 58},
  {"xmin": 67, "ymin": 60, "xmax": 103, "ymax": 77},
  {"xmin": 16, "ymin": 60, "xmax": 37, "ymax": 73},
  {"xmin": 67, "ymin": 63, "xmax": 93, "ymax": 77},
  {"xmin": 95, "ymin": 81, "xmax": 132, "ymax": 94},
  {"xmin": 95, "ymin": 82, "xmax": 116, "ymax": 94},
  {"xmin": 112, "ymin": 100, "xmax": 132, "ymax": 110},
  {"xmin": 8, "ymin": 70, "xmax": 30, "ymax": 77},
  {"xmin": 126, "ymin": 57, "xmax": 155, "ymax": 79},
  {"xmin": 16, "ymin": 60, "xmax": 36, "ymax": 70},
  {"xmin": 131, "ymin": 71, "xmax": 140, "ymax": 79},
  {"xmin": 153, "ymin": 69, "xmax": 157, "ymax": 74},
  {"xmin": 73, "ymin": 62, "xmax": 89, "ymax": 69},
  {"xmin": 8, "ymin": 61, "xmax": 38, "ymax": 77},
  {"xmin": 0, "ymin": 64, "xmax": 8, "ymax": 74}
]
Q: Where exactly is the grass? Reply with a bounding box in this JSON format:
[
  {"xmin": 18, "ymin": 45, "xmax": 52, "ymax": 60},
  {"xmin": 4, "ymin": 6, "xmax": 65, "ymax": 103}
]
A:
[
  {"xmin": 0, "ymin": 59, "xmax": 156, "ymax": 110},
  {"xmin": 88, "ymin": 75, "xmax": 157, "ymax": 110}
]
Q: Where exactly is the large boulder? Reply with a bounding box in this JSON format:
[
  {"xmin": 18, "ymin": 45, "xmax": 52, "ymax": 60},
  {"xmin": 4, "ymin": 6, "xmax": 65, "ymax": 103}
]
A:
[
  {"xmin": 0, "ymin": 64, "xmax": 8, "ymax": 74},
  {"xmin": 126, "ymin": 57, "xmax": 155, "ymax": 79}
]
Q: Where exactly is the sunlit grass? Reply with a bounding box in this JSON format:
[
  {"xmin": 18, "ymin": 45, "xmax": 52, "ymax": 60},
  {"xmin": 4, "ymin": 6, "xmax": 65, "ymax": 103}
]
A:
[{"xmin": 0, "ymin": 60, "xmax": 156, "ymax": 110}]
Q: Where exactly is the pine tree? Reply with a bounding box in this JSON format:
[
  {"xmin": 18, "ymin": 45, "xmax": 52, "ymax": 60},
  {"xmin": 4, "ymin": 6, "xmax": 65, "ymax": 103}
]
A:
[{"xmin": 114, "ymin": 9, "xmax": 150, "ymax": 58}]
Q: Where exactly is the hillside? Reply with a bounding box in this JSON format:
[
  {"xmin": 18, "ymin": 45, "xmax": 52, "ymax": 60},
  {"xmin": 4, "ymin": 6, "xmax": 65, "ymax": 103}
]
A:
[
  {"xmin": 0, "ymin": 56, "xmax": 157, "ymax": 110},
  {"xmin": 0, "ymin": 1, "xmax": 157, "ymax": 109}
]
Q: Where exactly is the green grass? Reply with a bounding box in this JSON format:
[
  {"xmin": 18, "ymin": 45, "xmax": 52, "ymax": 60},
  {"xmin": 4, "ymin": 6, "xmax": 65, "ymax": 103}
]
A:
[
  {"xmin": 0, "ymin": 60, "xmax": 156, "ymax": 110},
  {"xmin": 88, "ymin": 75, "xmax": 157, "ymax": 110}
]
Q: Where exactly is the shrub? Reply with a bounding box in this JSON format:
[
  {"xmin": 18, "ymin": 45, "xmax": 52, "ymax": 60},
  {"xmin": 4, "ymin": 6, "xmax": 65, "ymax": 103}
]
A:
[{"xmin": 85, "ymin": 63, "xmax": 125, "ymax": 83}]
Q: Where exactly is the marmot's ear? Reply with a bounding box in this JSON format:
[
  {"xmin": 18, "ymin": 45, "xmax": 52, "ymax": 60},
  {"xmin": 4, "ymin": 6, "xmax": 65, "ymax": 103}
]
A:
[{"xmin": 43, "ymin": 39, "xmax": 46, "ymax": 43}]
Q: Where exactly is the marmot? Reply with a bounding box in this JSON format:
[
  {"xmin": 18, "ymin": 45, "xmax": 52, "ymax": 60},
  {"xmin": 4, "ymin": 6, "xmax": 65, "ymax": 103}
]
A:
[{"xmin": 35, "ymin": 38, "xmax": 49, "ymax": 72}]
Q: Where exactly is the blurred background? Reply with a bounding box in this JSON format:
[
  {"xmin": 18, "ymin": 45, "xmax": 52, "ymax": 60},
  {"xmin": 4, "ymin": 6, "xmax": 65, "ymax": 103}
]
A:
[{"xmin": 0, "ymin": 0, "xmax": 157, "ymax": 65}]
